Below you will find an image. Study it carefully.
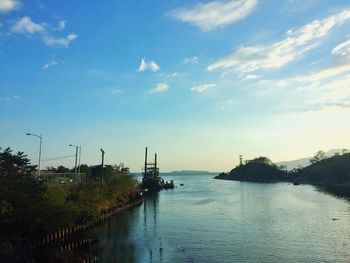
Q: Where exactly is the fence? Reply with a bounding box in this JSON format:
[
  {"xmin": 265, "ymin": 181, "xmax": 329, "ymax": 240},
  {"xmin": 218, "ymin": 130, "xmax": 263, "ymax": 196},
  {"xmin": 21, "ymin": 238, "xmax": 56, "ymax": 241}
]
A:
[{"xmin": 38, "ymin": 173, "xmax": 87, "ymax": 184}]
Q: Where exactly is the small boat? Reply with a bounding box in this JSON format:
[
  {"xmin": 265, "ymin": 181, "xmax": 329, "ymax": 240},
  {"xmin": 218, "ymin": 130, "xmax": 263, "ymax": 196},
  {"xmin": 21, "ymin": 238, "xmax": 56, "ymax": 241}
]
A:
[{"xmin": 293, "ymin": 181, "xmax": 300, "ymax": 185}]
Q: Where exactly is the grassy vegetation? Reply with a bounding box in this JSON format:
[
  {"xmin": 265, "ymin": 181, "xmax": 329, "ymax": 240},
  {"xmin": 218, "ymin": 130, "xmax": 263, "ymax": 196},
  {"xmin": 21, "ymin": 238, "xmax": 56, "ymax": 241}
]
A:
[{"xmin": 0, "ymin": 147, "xmax": 140, "ymax": 246}]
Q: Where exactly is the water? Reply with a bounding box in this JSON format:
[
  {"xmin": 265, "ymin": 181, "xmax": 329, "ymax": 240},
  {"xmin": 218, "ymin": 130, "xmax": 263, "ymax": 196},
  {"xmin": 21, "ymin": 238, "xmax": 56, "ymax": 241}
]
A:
[{"xmin": 88, "ymin": 173, "xmax": 350, "ymax": 262}]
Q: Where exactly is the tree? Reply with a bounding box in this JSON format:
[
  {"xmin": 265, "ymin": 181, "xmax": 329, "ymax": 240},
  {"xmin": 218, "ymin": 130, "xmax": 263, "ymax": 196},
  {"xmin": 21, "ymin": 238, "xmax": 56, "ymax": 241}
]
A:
[
  {"xmin": 0, "ymin": 147, "xmax": 36, "ymax": 177},
  {"xmin": 0, "ymin": 147, "xmax": 47, "ymax": 239},
  {"xmin": 310, "ymin": 150, "xmax": 326, "ymax": 164},
  {"xmin": 253, "ymin": 157, "xmax": 274, "ymax": 166},
  {"xmin": 57, "ymin": 165, "xmax": 70, "ymax": 173}
]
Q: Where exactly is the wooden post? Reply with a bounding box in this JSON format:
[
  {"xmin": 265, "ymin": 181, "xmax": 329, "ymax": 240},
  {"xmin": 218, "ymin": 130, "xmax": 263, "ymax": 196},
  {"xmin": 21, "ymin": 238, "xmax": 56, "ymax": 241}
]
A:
[
  {"xmin": 144, "ymin": 147, "xmax": 148, "ymax": 175},
  {"xmin": 155, "ymin": 153, "xmax": 157, "ymax": 172}
]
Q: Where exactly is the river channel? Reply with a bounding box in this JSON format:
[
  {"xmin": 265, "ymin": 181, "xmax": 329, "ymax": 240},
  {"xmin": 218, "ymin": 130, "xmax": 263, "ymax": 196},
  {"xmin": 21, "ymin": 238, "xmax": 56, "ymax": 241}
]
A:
[{"xmin": 85, "ymin": 173, "xmax": 350, "ymax": 262}]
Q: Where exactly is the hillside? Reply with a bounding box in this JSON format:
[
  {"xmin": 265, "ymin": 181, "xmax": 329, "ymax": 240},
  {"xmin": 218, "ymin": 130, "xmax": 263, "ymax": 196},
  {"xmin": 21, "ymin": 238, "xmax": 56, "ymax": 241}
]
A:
[
  {"xmin": 293, "ymin": 153, "xmax": 350, "ymax": 198},
  {"xmin": 277, "ymin": 149, "xmax": 345, "ymax": 170},
  {"xmin": 294, "ymin": 153, "xmax": 350, "ymax": 184},
  {"xmin": 215, "ymin": 157, "xmax": 286, "ymax": 182}
]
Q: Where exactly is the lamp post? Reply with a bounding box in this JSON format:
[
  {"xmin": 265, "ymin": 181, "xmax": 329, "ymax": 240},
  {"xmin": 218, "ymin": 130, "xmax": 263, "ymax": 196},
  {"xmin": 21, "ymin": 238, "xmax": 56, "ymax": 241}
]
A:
[
  {"xmin": 100, "ymin": 148, "xmax": 105, "ymax": 193},
  {"xmin": 26, "ymin": 132, "xmax": 42, "ymax": 178},
  {"xmin": 69, "ymin": 144, "xmax": 79, "ymax": 174}
]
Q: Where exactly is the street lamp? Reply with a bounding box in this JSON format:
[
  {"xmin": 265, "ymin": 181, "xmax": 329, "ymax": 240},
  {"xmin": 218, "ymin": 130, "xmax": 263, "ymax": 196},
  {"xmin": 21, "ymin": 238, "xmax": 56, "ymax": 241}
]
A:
[
  {"xmin": 26, "ymin": 132, "xmax": 42, "ymax": 178},
  {"xmin": 69, "ymin": 144, "xmax": 80, "ymax": 174},
  {"xmin": 100, "ymin": 148, "xmax": 105, "ymax": 193}
]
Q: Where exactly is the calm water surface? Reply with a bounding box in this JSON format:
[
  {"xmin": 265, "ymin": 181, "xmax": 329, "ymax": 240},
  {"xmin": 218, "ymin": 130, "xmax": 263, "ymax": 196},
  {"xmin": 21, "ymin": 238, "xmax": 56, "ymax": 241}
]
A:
[{"xmin": 89, "ymin": 173, "xmax": 350, "ymax": 262}]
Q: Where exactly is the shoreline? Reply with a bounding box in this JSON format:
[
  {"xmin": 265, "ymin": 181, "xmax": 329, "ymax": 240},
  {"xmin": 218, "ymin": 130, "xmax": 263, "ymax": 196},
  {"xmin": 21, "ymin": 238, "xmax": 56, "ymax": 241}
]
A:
[
  {"xmin": 214, "ymin": 176, "xmax": 350, "ymax": 199},
  {"xmin": 0, "ymin": 193, "xmax": 144, "ymax": 262}
]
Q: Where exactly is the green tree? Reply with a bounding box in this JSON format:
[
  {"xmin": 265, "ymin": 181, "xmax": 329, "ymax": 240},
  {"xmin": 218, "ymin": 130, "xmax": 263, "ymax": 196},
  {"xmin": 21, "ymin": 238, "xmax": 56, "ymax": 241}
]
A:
[
  {"xmin": 310, "ymin": 150, "xmax": 326, "ymax": 164},
  {"xmin": 0, "ymin": 147, "xmax": 36, "ymax": 177},
  {"xmin": 0, "ymin": 147, "xmax": 47, "ymax": 239}
]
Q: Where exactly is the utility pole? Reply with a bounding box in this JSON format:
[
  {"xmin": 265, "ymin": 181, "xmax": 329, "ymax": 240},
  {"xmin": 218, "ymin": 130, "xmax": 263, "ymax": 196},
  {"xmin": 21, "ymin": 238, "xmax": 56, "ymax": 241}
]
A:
[
  {"xmin": 69, "ymin": 144, "xmax": 79, "ymax": 174},
  {"xmin": 78, "ymin": 146, "xmax": 81, "ymax": 174},
  {"xmin": 100, "ymin": 148, "xmax": 105, "ymax": 193},
  {"xmin": 144, "ymin": 147, "xmax": 148, "ymax": 175},
  {"xmin": 26, "ymin": 132, "xmax": 42, "ymax": 178}
]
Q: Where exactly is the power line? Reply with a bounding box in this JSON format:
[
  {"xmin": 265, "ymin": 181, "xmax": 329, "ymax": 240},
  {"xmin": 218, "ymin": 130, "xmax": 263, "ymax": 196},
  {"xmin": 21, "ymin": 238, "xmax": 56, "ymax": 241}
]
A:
[{"xmin": 33, "ymin": 154, "xmax": 75, "ymax": 163}]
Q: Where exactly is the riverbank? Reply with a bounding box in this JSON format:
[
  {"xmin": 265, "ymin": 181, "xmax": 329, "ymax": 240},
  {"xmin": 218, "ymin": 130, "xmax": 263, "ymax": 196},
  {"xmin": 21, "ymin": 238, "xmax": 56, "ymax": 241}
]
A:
[
  {"xmin": 1, "ymin": 191, "xmax": 143, "ymax": 262},
  {"xmin": 215, "ymin": 175, "xmax": 350, "ymax": 199},
  {"xmin": 0, "ymin": 148, "xmax": 143, "ymax": 261},
  {"xmin": 216, "ymin": 153, "xmax": 350, "ymax": 199}
]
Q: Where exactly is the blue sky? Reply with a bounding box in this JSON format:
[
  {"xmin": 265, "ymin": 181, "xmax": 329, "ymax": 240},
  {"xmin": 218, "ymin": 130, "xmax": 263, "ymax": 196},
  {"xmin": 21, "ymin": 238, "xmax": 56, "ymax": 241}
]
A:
[{"xmin": 1, "ymin": 0, "xmax": 350, "ymax": 172}]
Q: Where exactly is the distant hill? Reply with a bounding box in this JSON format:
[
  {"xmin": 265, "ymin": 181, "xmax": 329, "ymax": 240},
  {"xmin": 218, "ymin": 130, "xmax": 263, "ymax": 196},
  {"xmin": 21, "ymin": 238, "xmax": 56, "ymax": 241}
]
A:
[
  {"xmin": 169, "ymin": 170, "xmax": 213, "ymax": 174},
  {"xmin": 215, "ymin": 157, "xmax": 286, "ymax": 182},
  {"xmin": 277, "ymin": 149, "xmax": 346, "ymax": 170}
]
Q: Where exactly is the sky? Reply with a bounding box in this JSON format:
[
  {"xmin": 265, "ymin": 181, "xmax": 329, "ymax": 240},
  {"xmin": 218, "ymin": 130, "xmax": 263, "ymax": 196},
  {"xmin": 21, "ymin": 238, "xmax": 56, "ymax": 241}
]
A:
[{"xmin": 1, "ymin": 0, "xmax": 350, "ymax": 172}]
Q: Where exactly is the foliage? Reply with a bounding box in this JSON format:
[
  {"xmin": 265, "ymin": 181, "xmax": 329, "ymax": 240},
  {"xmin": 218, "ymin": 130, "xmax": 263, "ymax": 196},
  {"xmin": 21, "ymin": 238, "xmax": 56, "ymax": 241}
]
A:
[
  {"xmin": 309, "ymin": 150, "xmax": 326, "ymax": 164},
  {"xmin": 296, "ymin": 153, "xmax": 350, "ymax": 184},
  {"xmin": 0, "ymin": 147, "xmax": 139, "ymax": 242},
  {"xmin": 0, "ymin": 147, "xmax": 36, "ymax": 177},
  {"xmin": 250, "ymin": 156, "xmax": 273, "ymax": 165},
  {"xmin": 216, "ymin": 156, "xmax": 286, "ymax": 182},
  {"xmin": 0, "ymin": 147, "xmax": 48, "ymax": 238}
]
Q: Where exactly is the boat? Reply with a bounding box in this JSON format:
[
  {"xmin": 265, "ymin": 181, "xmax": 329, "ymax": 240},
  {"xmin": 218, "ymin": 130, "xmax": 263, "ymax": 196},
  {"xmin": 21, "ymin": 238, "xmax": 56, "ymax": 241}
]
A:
[{"xmin": 141, "ymin": 147, "xmax": 174, "ymax": 192}]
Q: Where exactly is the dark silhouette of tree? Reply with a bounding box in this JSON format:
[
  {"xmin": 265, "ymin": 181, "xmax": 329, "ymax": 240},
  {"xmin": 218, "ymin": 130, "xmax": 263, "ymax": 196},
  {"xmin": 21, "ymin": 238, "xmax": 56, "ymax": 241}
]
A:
[
  {"xmin": 0, "ymin": 147, "xmax": 36, "ymax": 177},
  {"xmin": 0, "ymin": 147, "xmax": 139, "ymax": 250},
  {"xmin": 216, "ymin": 156, "xmax": 286, "ymax": 182},
  {"xmin": 0, "ymin": 147, "xmax": 47, "ymax": 239},
  {"xmin": 310, "ymin": 150, "xmax": 326, "ymax": 164}
]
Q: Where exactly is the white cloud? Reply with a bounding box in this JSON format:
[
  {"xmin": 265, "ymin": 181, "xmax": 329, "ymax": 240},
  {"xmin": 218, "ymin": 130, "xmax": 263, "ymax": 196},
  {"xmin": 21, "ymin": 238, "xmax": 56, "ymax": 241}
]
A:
[
  {"xmin": 183, "ymin": 56, "xmax": 199, "ymax": 64},
  {"xmin": 55, "ymin": 20, "xmax": 66, "ymax": 31},
  {"xmin": 0, "ymin": 95, "xmax": 20, "ymax": 102},
  {"xmin": 138, "ymin": 58, "xmax": 160, "ymax": 72},
  {"xmin": 168, "ymin": 72, "xmax": 181, "ymax": 78},
  {"xmin": 276, "ymin": 80, "xmax": 287, "ymax": 87},
  {"xmin": 244, "ymin": 74, "xmax": 258, "ymax": 80},
  {"xmin": 332, "ymin": 39, "xmax": 350, "ymax": 56},
  {"xmin": 42, "ymin": 59, "xmax": 58, "ymax": 70},
  {"xmin": 148, "ymin": 83, "xmax": 169, "ymax": 94},
  {"xmin": 296, "ymin": 63, "xmax": 350, "ymax": 83},
  {"xmin": 11, "ymin": 16, "xmax": 45, "ymax": 34},
  {"xmin": 191, "ymin": 83, "xmax": 216, "ymax": 92},
  {"xmin": 208, "ymin": 9, "xmax": 350, "ymax": 72},
  {"xmin": 11, "ymin": 16, "xmax": 77, "ymax": 48},
  {"xmin": 43, "ymin": 33, "xmax": 77, "ymax": 48},
  {"xmin": 0, "ymin": 0, "xmax": 20, "ymax": 13},
  {"xmin": 170, "ymin": 0, "xmax": 258, "ymax": 31},
  {"xmin": 111, "ymin": 89, "xmax": 123, "ymax": 94},
  {"xmin": 300, "ymin": 74, "xmax": 350, "ymax": 112}
]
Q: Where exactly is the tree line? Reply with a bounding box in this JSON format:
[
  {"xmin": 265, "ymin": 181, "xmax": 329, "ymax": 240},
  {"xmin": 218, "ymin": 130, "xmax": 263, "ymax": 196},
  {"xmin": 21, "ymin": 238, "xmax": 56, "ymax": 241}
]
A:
[{"xmin": 0, "ymin": 147, "xmax": 139, "ymax": 249}]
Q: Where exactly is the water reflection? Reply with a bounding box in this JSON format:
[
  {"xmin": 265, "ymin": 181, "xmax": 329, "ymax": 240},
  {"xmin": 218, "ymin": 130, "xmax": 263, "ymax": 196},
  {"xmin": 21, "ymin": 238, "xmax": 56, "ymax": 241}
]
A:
[
  {"xmin": 143, "ymin": 193, "xmax": 159, "ymax": 229},
  {"xmin": 67, "ymin": 174, "xmax": 350, "ymax": 263},
  {"xmin": 143, "ymin": 193, "xmax": 163, "ymax": 263},
  {"xmin": 90, "ymin": 206, "xmax": 139, "ymax": 262}
]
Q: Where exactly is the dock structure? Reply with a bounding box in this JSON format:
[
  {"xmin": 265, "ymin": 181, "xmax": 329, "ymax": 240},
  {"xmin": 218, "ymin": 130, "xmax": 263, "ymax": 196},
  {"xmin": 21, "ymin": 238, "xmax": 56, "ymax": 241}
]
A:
[{"xmin": 142, "ymin": 147, "xmax": 174, "ymax": 192}]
